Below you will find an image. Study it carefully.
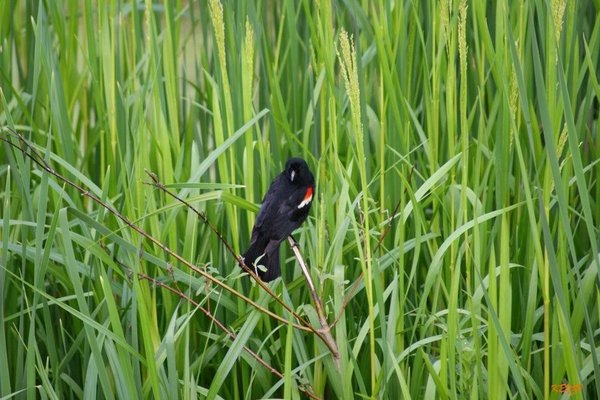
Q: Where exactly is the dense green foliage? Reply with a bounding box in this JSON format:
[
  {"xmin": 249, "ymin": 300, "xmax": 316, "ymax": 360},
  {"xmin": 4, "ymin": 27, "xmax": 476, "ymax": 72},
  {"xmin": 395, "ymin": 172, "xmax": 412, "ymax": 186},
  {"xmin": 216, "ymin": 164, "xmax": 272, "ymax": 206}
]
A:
[{"xmin": 1, "ymin": 0, "xmax": 599, "ymax": 398}]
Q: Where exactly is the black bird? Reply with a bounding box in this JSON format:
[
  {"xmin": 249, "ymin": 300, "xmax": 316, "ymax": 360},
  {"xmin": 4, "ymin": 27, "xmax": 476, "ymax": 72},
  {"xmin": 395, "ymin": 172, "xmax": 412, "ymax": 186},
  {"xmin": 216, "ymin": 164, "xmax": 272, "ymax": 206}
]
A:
[{"xmin": 242, "ymin": 157, "xmax": 315, "ymax": 281}]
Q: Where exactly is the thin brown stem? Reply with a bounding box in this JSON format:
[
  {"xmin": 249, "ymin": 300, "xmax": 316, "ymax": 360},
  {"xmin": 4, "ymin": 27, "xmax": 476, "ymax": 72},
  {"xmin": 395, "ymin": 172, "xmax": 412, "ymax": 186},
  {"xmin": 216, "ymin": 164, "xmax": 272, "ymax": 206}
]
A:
[
  {"xmin": 332, "ymin": 180, "xmax": 408, "ymax": 328},
  {"xmin": 288, "ymin": 236, "xmax": 340, "ymax": 369}
]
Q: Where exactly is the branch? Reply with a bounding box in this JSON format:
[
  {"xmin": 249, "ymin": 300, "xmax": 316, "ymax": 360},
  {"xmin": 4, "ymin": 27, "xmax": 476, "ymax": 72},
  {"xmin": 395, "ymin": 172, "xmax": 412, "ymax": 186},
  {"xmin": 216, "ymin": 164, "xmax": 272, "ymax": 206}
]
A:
[
  {"xmin": 288, "ymin": 236, "xmax": 340, "ymax": 369},
  {"xmin": 332, "ymin": 169, "xmax": 410, "ymax": 328}
]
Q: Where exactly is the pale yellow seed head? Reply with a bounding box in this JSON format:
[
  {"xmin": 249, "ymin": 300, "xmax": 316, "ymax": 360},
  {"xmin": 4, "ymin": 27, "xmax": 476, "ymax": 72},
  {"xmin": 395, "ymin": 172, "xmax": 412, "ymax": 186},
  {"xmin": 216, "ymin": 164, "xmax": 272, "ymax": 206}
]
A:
[
  {"xmin": 458, "ymin": 0, "xmax": 468, "ymax": 74},
  {"xmin": 209, "ymin": 0, "xmax": 226, "ymax": 72},
  {"xmin": 244, "ymin": 19, "xmax": 255, "ymax": 74},
  {"xmin": 337, "ymin": 29, "xmax": 362, "ymax": 132},
  {"xmin": 440, "ymin": 0, "xmax": 450, "ymax": 53},
  {"xmin": 509, "ymin": 40, "xmax": 521, "ymax": 150},
  {"xmin": 552, "ymin": 0, "xmax": 567, "ymax": 43}
]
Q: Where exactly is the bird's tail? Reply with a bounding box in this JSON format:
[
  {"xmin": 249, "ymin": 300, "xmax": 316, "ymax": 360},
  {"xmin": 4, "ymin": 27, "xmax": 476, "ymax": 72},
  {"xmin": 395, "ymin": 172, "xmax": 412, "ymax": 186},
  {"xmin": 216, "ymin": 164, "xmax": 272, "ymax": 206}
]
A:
[
  {"xmin": 242, "ymin": 238, "xmax": 281, "ymax": 282},
  {"xmin": 260, "ymin": 245, "xmax": 281, "ymax": 282}
]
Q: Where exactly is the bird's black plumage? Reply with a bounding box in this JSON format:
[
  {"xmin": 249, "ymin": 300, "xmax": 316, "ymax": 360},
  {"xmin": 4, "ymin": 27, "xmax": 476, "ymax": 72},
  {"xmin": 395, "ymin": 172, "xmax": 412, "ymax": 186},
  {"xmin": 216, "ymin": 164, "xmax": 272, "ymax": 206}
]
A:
[{"xmin": 242, "ymin": 157, "xmax": 315, "ymax": 281}]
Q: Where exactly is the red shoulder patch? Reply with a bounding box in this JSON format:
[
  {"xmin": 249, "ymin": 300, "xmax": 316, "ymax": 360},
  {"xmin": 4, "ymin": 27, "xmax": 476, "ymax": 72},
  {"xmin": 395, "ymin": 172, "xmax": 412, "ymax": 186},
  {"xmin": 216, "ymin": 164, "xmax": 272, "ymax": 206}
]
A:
[
  {"xmin": 304, "ymin": 186, "xmax": 313, "ymax": 201},
  {"xmin": 297, "ymin": 186, "xmax": 314, "ymax": 209}
]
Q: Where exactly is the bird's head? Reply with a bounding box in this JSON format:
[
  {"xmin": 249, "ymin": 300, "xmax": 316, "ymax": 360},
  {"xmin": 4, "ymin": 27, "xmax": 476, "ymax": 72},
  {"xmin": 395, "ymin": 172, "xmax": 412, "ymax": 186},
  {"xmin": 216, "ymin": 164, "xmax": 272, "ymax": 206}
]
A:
[{"xmin": 285, "ymin": 157, "xmax": 313, "ymax": 185}]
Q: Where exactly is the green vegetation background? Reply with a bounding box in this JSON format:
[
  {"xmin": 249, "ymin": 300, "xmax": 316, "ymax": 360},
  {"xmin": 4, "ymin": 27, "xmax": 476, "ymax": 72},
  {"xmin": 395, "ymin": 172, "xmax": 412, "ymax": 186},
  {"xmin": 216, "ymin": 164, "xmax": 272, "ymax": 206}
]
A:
[{"xmin": 0, "ymin": 0, "xmax": 599, "ymax": 399}]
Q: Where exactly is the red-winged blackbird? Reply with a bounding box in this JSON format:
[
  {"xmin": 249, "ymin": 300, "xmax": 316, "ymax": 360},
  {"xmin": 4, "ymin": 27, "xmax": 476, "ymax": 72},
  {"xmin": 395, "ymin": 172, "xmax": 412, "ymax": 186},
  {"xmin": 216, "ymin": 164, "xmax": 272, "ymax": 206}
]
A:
[{"xmin": 242, "ymin": 157, "xmax": 315, "ymax": 281}]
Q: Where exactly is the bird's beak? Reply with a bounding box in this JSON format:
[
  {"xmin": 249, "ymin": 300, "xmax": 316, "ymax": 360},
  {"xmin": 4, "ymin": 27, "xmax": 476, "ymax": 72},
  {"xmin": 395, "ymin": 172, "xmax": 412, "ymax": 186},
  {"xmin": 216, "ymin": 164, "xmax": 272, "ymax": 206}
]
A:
[{"xmin": 290, "ymin": 170, "xmax": 296, "ymax": 182}]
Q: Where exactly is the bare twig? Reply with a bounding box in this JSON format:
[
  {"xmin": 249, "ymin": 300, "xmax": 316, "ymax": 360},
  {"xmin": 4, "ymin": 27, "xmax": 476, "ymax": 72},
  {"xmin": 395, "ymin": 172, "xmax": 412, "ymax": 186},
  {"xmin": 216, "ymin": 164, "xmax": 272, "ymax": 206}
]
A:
[
  {"xmin": 288, "ymin": 236, "xmax": 340, "ymax": 369},
  {"xmin": 332, "ymin": 167, "xmax": 412, "ymax": 327}
]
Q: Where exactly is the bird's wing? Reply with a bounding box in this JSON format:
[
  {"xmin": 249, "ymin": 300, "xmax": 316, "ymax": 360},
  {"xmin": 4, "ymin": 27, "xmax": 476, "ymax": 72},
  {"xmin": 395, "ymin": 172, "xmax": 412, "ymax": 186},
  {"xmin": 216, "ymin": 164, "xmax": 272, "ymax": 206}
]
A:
[
  {"xmin": 252, "ymin": 176, "xmax": 312, "ymax": 242},
  {"xmin": 262, "ymin": 189, "xmax": 309, "ymax": 240},
  {"xmin": 253, "ymin": 175, "xmax": 282, "ymax": 230}
]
